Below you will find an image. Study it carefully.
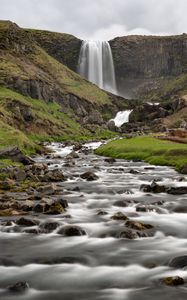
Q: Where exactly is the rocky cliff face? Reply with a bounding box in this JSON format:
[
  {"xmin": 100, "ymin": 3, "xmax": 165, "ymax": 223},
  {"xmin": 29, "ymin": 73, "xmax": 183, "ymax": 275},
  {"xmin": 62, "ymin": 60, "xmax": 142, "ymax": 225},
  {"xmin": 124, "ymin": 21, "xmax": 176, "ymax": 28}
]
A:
[
  {"xmin": 109, "ymin": 35, "xmax": 187, "ymax": 99},
  {"xmin": 27, "ymin": 29, "xmax": 81, "ymax": 72}
]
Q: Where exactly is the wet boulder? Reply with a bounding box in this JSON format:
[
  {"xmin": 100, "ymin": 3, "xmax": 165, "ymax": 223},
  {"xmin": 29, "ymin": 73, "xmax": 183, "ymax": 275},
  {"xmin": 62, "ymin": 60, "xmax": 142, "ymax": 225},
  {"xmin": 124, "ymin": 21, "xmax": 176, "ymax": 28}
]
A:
[
  {"xmin": 111, "ymin": 212, "xmax": 129, "ymax": 221},
  {"xmin": 66, "ymin": 151, "xmax": 79, "ymax": 159},
  {"xmin": 41, "ymin": 170, "xmax": 66, "ymax": 182},
  {"xmin": 180, "ymin": 164, "xmax": 187, "ymax": 174},
  {"xmin": 162, "ymin": 276, "xmax": 184, "ymax": 286},
  {"xmin": 107, "ymin": 120, "xmax": 117, "ymax": 132},
  {"xmin": 58, "ymin": 225, "xmax": 86, "ymax": 236},
  {"xmin": 80, "ymin": 171, "xmax": 99, "ymax": 181},
  {"xmin": 8, "ymin": 281, "xmax": 29, "ymax": 292},
  {"xmin": 73, "ymin": 143, "xmax": 82, "ymax": 151},
  {"xmin": 16, "ymin": 217, "xmax": 39, "ymax": 227},
  {"xmin": 169, "ymin": 256, "xmax": 187, "ymax": 268},
  {"xmin": 136, "ymin": 205, "xmax": 163, "ymax": 213},
  {"xmin": 104, "ymin": 158, "xmax": 116, "ymax": 163},
  {"xmin": 140, "ymin": 180, "xmax": 167, "ymax": 193},
  {"xmin": 113, "ymin": 200, "xmax": 131, "ymax": 207},
  {"xmin": 0, "ymin": 147, "xmax": 34, "ymax": 165},
  {"xmin": 19, "ymin": 200, "xmax": 34, "ymax": 212},
  {"xmin": 125, "ymin": 220, "xmax": 154, "ymax": 230},
  {"xmin": 0, "ymin": 208, "xmax": 26, "ymax": 216},
  {"xmin": 37, "ymin": 183, "xmax": 57, "ymax": 195},
  {"xmin": 119, "ymin": 229, "xmax": 140, "ymax": 239},
  {"xmin": 31, "ymin": 163, "xmax": 48, "ymax": 176},
  {"xmin": 23, "ymin": 228, "xmax": 40, "ymax": 234},
  {"xmin": 129, "ymin": 169, "xmax": 140, "ymax": 174},
  {"xmin": 97, "ymin": 210, "xmax": 108, "ymax": 216},
  {"xmin": 167, "ymin": 186, "xmax": 187, "ymax": 195},
  {"xmin": 39, "ymin": 221, "xmax": 60, "ymax": 233},
  {"xmin": 64, "ymin": 158, "xmax": 75, "ymax": 167},
  {"xmin": 45, "ymin": 202, "xmax": 65, "ymax": 215}
]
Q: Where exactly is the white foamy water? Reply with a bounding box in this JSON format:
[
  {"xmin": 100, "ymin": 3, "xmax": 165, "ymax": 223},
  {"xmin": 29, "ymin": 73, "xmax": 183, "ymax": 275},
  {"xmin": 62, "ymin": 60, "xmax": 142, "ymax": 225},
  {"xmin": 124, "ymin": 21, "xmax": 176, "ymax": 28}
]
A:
[
  {"xmin": 112, "ymin": 110, "xmax": 133, "ymax": 127},
  {"xmin": 78, "ymin": 40, "xmax": 117, "ymax": 94}
]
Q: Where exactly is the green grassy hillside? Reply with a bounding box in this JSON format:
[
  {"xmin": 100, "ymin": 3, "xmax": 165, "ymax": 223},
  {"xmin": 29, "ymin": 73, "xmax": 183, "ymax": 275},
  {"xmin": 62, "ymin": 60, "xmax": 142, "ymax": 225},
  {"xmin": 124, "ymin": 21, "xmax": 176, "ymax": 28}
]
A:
[
  {"xmin": 95, "ymin": 136, "xmax": 187, "ymax": 171},
  {"xmin": 0, "ymin": 20, "xmax": 120, "ymax": 157}
]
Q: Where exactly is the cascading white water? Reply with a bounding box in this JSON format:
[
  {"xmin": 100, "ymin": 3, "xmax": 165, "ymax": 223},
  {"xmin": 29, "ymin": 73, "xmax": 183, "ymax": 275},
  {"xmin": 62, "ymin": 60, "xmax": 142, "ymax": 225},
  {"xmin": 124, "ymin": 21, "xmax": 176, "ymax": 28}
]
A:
[
  {"xmin": 112, "ymin": 110, "xmax": 133, "ymax": 127},
  {"xmin": 78, "ymin": 40, "xmax": 117, "ymax": 94}
]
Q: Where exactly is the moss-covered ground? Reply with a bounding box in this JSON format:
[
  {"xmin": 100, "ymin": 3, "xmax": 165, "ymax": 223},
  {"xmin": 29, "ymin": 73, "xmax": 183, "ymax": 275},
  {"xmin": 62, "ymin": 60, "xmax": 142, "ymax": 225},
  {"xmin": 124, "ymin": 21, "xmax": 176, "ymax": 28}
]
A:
[{"xmin": 95, "ymin": 136, "xmax": 187, "ymax": 171}]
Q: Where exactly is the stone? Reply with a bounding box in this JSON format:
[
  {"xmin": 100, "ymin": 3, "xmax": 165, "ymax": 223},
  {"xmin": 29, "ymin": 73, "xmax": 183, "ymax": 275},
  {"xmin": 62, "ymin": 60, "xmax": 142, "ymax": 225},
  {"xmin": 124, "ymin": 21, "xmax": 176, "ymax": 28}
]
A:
[
  {"xmin": 33, "ymin": 202, "xmax": 46, "ymax": 213},
  {"xmin": 97, "ymin": 210, "xmax": 108, "ymax": 216},
  {"xmin": 107, "ymin": 120, "xmax": 117, "ymax": 131},
  {"xmin": 105, "ymin": 158, "xmax": 116, "ymax": 163},
  {"xmin": 66, "ymin": 151, "xmax": 79, "ymax": 159},
  {"xmin": 167, "ymin": 186, "xmax": 187, "ymax": 195},
  {"xmin": 180, "ymin": 164, "xmax": 187, "ymax": 174},
  {"xmin": 125, "ymin": 220, "xmax": 154, "ymax": 230},
  {"xmin": 0, "ymin": 147, "xmax": 34, "ymax": 165},
  {"xmin": 39, "ymin": 221, "xmax": 60, "ymax": 233},
  {"xmin": 37, "ymin": 184, "xmax": 57, "ymax": 195},
  {"xmin": 20, "ymin": 200, "xmax": 34, "ymax": 211},
  {"xmin": 0, "ymin": 180, "xmax": 15, "ymax": 191},
  {"xmin": 119, "ymin": 229, "xmax": 139, "ymax": 239},
  {"xmin": 140, "ymin": 180, "xmax": 166, "ymax": 193},
  {"xmin": 57, "ymin": 198, "xmax": 68, "ymax": 209},
  {"xmin": 42, "ymin": 170, "xmax": 66, "ymax": 182},
  {"xmin": 31, "ymin": 163, "xmax": 48, "ymax": 175},
  {"xmin": 8, "ymin": 281, "xmax": 29, "ymax": 292},
  {"xmin": 15, "ymin": 169, "xmax": 26, "ymax": 181},
  {"xmin": 113, "ymin": 200, "xmax": 129, "ymax": 207},
  {"xmin": 45, "ymin": 202, "xmax": 65, "ymax": 215},
  {"xmin": 64, "ymin": 159, "xmax": 75, "ymax": 167},
  {"xmin": 169, "ymin": 256, "xmax": 187, "ymax": 268},
  {"xmin": 80, "ymin": 171, "xmax": 99, "ymax": 181},
  {"xmin": 163, "ymin": 276, "xmax": 184, "ymax": 286},
  {"xmin": 111, "ymin": 212, "xmax": 129, "ymax": 221},
  {"xmin": 0, "ymin": 209, "xmax": 26, "ymax": 216},
  {"xmin": 16, "ymin": 217, "xmax": 39, "ymax": 227},
  {"xmin": 129, "ymin": 169, "xmax": 140, "ymax": 174},
  {"xmin": 73, "ymin": 143, "xmax": 82, "ymax": 151},
  {"xmin": 58, "ymin": 225, "xmax": 86, "ymax": 236}
]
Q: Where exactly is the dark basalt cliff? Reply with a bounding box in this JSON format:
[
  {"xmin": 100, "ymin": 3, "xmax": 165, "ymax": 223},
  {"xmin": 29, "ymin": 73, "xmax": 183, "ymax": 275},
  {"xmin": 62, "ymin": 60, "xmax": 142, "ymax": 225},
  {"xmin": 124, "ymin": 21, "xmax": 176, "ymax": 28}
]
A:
[
  {"xmin": 27, "ymin": 29, "xmax": 82, "ymax": 72},
  {"xmin": 109, "ymin": 35, "xmax": 187, "ymax": 99}
]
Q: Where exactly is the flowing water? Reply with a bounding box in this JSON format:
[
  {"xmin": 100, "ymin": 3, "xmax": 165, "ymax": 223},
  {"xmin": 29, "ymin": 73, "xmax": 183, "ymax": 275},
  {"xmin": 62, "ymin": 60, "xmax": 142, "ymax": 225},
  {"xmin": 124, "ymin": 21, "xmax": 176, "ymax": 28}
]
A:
[
  {"xmin": 78, "ymin": 41, "xmax": 117, "ymax": 94},
  {"xmin": 112, "ymin": 110, "xmax": 133, "ymax": 127},
  {"xmin": 0, "ymin": 142, "xmax": 187, "ymax": 299}
]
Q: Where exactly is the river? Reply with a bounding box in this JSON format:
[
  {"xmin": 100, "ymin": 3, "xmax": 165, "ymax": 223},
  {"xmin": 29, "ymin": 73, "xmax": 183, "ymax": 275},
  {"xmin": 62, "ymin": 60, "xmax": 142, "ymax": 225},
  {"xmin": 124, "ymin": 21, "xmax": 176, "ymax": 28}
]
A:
[{"xmin": 0, "ymin": 141, "xmax": 187, "ymax": 299}]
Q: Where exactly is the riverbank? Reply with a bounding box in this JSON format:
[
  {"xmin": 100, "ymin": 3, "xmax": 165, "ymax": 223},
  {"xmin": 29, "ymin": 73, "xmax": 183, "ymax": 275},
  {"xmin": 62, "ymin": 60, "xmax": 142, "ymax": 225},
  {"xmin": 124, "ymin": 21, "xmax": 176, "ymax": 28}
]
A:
[{"xmin": 95, "ymin": 136, "xmax": 187, "ymax": 173}]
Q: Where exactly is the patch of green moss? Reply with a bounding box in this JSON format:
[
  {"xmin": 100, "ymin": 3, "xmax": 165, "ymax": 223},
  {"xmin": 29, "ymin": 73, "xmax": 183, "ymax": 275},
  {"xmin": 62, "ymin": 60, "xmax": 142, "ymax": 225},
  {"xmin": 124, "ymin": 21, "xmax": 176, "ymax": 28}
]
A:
[{"xmin": 95, "ymin": 136, "xmax": 187, "ymax": 171}]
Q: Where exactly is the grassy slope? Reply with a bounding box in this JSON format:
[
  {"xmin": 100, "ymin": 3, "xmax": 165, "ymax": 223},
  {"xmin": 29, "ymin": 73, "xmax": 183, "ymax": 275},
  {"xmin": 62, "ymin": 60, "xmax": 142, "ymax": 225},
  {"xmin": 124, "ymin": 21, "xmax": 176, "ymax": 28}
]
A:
[
  {"xmin": 141, "ymin": 74, "xmax": 187, "ymax": 102},
  {"xmin": 0, "ymin": 86, "xmax": 116, "ymax": 154},
  {"xmin": 95, "ymin": 136, "xmax": 187, "ymax": 171},
  {"xmin": 0, "ymin": 21, "xmax": 118, "ymax": 159}
]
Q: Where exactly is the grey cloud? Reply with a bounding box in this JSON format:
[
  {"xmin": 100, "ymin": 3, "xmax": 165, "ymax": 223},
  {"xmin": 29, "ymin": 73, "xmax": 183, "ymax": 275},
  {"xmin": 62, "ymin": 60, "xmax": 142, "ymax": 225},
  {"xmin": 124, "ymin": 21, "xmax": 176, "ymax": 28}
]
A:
[{"xmin": 0, "ymin": 0, "xmax": 187, "ymax": 40}]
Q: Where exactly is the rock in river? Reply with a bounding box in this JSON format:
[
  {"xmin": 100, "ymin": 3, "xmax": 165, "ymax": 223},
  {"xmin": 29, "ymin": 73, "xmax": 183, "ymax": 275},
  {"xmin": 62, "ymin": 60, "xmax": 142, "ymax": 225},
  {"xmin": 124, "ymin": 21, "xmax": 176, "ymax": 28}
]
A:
[
  {"xmin": 58, "ymin": 225, "xmax": 86, "ymax": 236},
  {"xmin": 80, "ymin": 171, "xmax": 99, "ymax": 181}
]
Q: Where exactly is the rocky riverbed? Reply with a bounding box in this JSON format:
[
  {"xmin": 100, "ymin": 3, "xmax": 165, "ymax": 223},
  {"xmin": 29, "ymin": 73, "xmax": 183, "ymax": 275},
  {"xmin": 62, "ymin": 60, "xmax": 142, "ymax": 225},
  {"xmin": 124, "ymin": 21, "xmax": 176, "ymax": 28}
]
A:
[{"xmin": 0, "ymin": 141, "xmax": 187, "ymax": 299}]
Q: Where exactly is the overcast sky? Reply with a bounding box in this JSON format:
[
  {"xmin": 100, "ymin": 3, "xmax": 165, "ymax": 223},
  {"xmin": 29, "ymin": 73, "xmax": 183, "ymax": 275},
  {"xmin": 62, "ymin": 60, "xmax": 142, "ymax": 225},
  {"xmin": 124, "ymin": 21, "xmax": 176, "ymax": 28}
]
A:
[{"xmin": 0, "ymin": 0, "xmax": 187, "ymax": 40}]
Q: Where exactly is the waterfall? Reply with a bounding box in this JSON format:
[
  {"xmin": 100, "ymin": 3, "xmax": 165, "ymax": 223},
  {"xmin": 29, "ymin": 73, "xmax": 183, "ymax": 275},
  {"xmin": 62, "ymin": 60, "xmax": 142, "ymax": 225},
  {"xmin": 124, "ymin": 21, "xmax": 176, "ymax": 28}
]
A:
[
  {"xmin": 112, "ymin": 110, "xmax": 133, "ymax": 127},
  {"xmin": 78, "ymin": 40, "xmax": 117, "ymax": 94}
]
